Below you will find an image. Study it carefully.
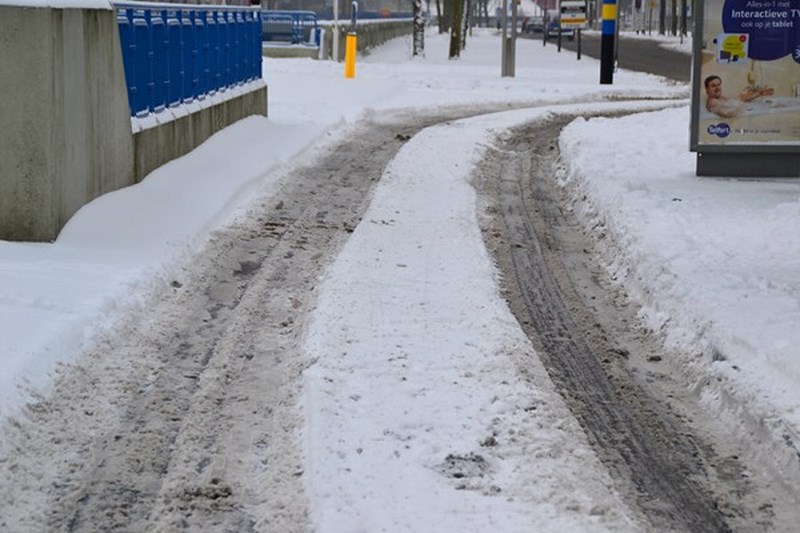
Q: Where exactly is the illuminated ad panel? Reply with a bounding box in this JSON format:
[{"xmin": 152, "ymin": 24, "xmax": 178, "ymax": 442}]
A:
[{"xmin": 691, "ymin": 0, "xmax": 800, "ymax": 148}]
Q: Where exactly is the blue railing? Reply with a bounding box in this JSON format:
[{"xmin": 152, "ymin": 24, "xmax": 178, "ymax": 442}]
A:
[
  {"xmin": 115, "ymin": 2, "xmax": 262, "ymax": 118},
  {"xmin": 261, "ymin": 10, "xmax": 320, "ymax": 46}
]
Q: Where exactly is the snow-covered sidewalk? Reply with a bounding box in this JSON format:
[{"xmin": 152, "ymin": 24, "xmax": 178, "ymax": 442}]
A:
[
  {"xmin": 2, "ymin": 25, "xmax": 799, "ymax": 531},
  {"xmin": 301, "ymin": 105, "xmax": 667, "ymax": 531}
]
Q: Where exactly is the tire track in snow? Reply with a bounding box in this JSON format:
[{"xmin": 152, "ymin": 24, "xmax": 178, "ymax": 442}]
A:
[
  {"xmin": 477, "ymin": 114, "xmax": 793, "ymax": 532},
  {"xmin": 0, "ymin": 104, "xmax": 543, "ymax": 532}
]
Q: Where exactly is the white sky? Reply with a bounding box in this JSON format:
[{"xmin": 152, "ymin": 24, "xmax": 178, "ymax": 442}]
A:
[{"xmin": 2, "ymin": 27, "xmax": 799, "ymax": 531}]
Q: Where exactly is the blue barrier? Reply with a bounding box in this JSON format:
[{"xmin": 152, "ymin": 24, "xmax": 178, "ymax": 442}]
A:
[
  {"xmin": 261, "ymin": 10, "xmax": 320, "ymax": 46},
  {"xmin": 115, "ymin": 2, "xmax": 262, "ymax": 118}
]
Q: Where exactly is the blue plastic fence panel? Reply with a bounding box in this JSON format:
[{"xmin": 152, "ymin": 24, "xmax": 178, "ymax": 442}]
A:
[
  {"xmin": 117, "ymin": 9, "xmax": 138, "ymax": 116},
  {"xmin": 231, "ymin": 12, "xmax": 239, "ymax": 86},
  {"xmin": 239, "ymin": 11, "xmax": 251, "ymax": 82},
  {"xmin": 180, "ymin": 11, "xmax": 194, "ymax": 103},
  {"xmin": 245, "ymin": 12, "xmax": 254, "ymax": 80},
  {"xmin": 196, "ymin": 11, "xmax": 209, "ymax": 98},
  {"xmin": 166, "ymin": 9, "xmax": 182, "ymax": 107},
  {"xmin": 115, "ymin": 2, "xmax": 262, "ymax": 117},
  {"xmin": 255, "ymin": 11, "xmax": 261, "ymax": 78},
  {"xmin": 208, "ymin": 11, "xmax": 219, "ymax": 94},
  {"xmin": 249, "ymin": 11, "xmax": 264, "ymax": 79},
  {"xmin": 237, "ymin": 12, "xmax": 247, "ymax": 82},
  {"xmin": 147, "ymin": 10, "xmax": 166, "ymax": 113},
  {"xmin": 215, "ymin": 12, "xmax": 224, "ymax": 91},
  {"xmin": 220, "ymin": 11, "xmax": 231, "ymax": 88},
  {"xmin": 132, "ymin": 9, "xmax": 151, "ymax": 117},
  {"xmin": 218, "ymin": 10, "xmax": 228, "ymax": 89},
  {"xmin": 219, "ymin": 10, "xmax": 229, "ymax": 91},
  {"xmin": 231, "ymin": 12, "xmax": 242, "ymax": 86},
  {"xmin": 228, "ymin": 11, "xmax": 240, "ymax": 87}
]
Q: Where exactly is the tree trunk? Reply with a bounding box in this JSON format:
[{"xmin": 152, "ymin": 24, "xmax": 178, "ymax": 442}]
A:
[
  {"xmin": 670, "ymin": 0, "xmax": 678, "ymax": 35},
  {"xmin": 462, "ymin": 0, "xmax": 471, "ymax": 49},
  {"xmin": 412, "ymin": 0, "xmax": 425, "ymax": 56},
  {"xmin": 437, "ymin": 0, "xmax": 446, "ymax": 33},
  {"xmin": 448, "ymin": 0, "xmax": 464, "ymax": 58}
]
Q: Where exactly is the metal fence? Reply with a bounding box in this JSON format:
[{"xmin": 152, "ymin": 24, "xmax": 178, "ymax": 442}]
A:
[
  {"xmin": 115, "ymin": 2, "xmax": 263, "ymax": 117},
  {"xmin": 261, "ymin": 10, "xmax": 320, "ymax": 45}
]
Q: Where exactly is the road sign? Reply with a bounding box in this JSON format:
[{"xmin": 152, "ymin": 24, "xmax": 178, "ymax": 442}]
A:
[{"xmin": 560, "ymin": 0, "xmax": 587, "ymax": 29}]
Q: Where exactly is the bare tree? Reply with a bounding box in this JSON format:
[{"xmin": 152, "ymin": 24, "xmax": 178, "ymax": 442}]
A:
[
  {"xmin": 437, "ymin": 0, "xmax": 447, "ymax": 33},
  {"xmin": 412, "ymin": 0, "xmax": 425, "ymax": 56},
  {"xmin": 473, "ymin": 0, "xmax": 489, "ymax": 27},
  {"xmin": 670, "ymin": 0, "xmax": 677, "ymax": 35},
  {"xmin": 448, "ymin": 0, "xmax": 465, "ymax": 58}
]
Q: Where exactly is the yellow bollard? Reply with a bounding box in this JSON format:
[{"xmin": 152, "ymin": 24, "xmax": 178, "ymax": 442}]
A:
[{"xmin": 344, "ymin": 32, "xmax": 357, "ymax": 78}]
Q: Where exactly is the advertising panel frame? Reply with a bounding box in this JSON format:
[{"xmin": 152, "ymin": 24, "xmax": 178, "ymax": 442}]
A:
[{"xmin": 690, "ymin": 0, "xmax": 800, "ymax": 176}]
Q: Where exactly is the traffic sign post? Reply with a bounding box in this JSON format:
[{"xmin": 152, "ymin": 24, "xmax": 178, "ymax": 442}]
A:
[
  {"xmin": 600, "ymin": 0, "xmax": 616, "ymax": 84},
  {"xmin": 559, "ymin": 0, "xmax": 588, "ymax": 60}
]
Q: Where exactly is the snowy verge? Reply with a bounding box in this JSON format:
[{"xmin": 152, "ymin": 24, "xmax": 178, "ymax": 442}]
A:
[{"xmin": 558, "ymin": 106, "xmax": 800, "ymax": 493}]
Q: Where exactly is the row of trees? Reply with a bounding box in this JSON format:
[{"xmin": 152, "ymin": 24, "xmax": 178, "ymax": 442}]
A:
[
  {"xmin": 412, "ymin": 0, "xmax": 495, "ymax": 59},
  {"xmin": 411, "ymin": 0, "xmax": 690, "ymax": 60}
]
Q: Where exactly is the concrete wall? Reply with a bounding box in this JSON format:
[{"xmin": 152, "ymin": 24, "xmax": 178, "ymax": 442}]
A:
[
  {"xmin": 261, "ymin": 20, "xmax": 412, "ymax": 60},
  {"xmin": 133, "ymin": 83, "xmax": 268, "ymax": 181},
  {"xmin": 320, "ymin": 20, "xmax": 413, "ymax": 61},
  {"xmin": 0, "ymin": 6, "xmax": 269, "ymax": 242},
  {"xmin": 262, "ymin": 44, "xmax": 321, "ymax": 59},
  {"xmin": 0, "ymin": 6, "xmax": 135, "ymax": 242}
]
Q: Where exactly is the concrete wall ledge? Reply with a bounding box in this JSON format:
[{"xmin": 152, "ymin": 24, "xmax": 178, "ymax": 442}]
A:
[
  {"xmin": 262, "ymin": 43, "xmax": 320, "ymax": 59},
  {"xmin": 133, "ymin": 81, "xmax": 268, "ymax": 182}
]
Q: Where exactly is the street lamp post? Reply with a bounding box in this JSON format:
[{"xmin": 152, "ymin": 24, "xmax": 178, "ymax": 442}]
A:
[
  {"xmin": 501, "ymin": 0, "xmax": 516, "ymax": 76},
  {"xmin": 333, "ymin": 0, "xmax": 340, "ymax": 60}
]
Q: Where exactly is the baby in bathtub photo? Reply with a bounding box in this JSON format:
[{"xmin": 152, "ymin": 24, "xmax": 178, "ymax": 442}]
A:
[{"xmin": 704, "ymin": 74, "xmax": 774, "ymax": 118}]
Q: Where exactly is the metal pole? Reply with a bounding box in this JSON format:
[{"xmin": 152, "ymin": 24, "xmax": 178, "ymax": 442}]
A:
[
  {"xmin": 344, "ymin": 1, "xmax": 357, "ymax": 76},
  {"xmin": 509, "ymin": 0, "xmax": 517, "ymax": 76},
  {"xmin": 614, "ymin": 2, "xmax": 619, "ymax": 66},
  {"xmin": 543, "ymin": 9, "xmax": 547, "ymax": 46},
  {"xmin": 344, "ymin": 32, "xmax": 357, "ymax": 77},
  {"xmin": 501, "ymin": 0, "xmax": 511, "ymax": 76},
  {"xmin": 680, "ymin": 0, "xmax": 687, "ymax": 36},
  {"xmin": 600, "ymin": 0, "xmax": 616, "ymax": 83},
  {"xmin": 333, "ymin": 0, "xmax": 339, "ymax": 60},
  {"xmin": 557, "ymin": 15, "xmax": 562, "ymax": 52}
]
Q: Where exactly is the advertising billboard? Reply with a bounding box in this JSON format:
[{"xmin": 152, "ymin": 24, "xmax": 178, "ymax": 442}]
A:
[{"xmin": 690, "ymin": 0, "xmax": 800, "ymax": 150}]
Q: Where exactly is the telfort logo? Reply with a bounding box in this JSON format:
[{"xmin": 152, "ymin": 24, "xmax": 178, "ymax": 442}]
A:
[{"xmin": 708, "ymin": 123, "xmax": 732, "ymax": 138}]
